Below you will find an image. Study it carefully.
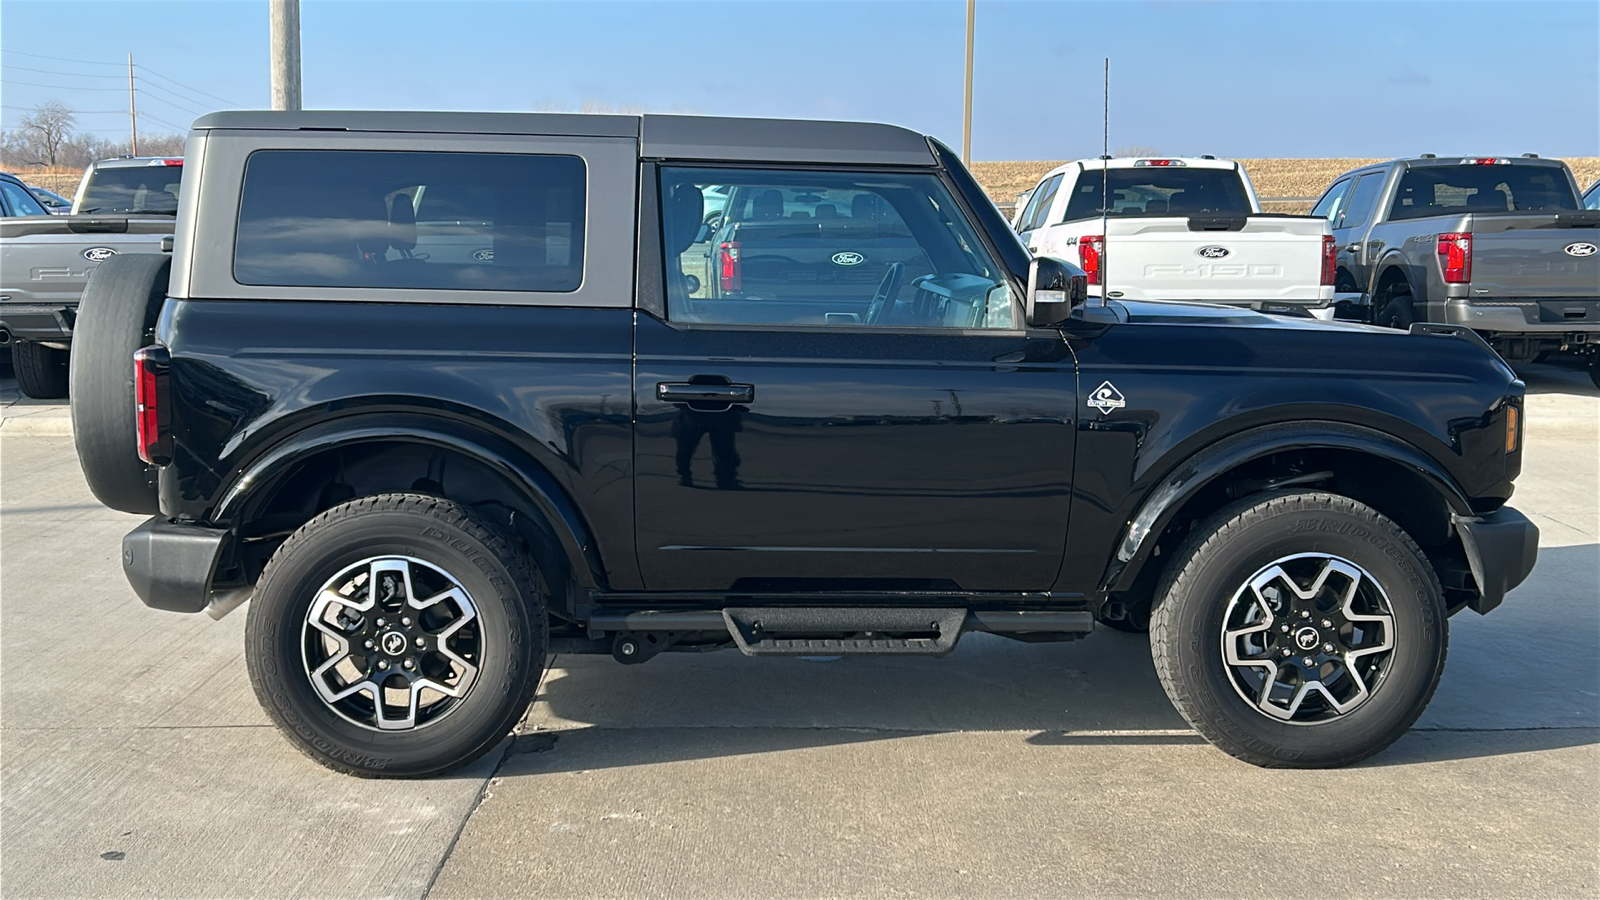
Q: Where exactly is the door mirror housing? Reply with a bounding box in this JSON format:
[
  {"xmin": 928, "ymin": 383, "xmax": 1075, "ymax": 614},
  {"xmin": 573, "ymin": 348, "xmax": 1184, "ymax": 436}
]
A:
[{"xmin": 1025, "ymin": 256, "xmax": 1089, "ymax": 326}]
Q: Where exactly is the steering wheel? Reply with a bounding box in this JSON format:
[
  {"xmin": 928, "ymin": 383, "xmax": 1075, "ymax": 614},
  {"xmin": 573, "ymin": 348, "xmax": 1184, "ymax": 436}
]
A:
[{"xmin": 865, "ymin": 262, "xmax": 906, "ymax": 325}]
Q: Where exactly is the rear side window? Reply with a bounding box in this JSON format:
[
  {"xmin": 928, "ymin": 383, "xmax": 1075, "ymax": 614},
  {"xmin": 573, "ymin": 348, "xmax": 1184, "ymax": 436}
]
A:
[
  {"xmin": 1020, "ymin": 173, "xmax": 1064, "ymax": 231},
  {"xmin": 234, "ymin": 150, "xmax": 585, "ymax": 292},
  {"xmin": 1062, "ymin": 167, "xmax": 1251, "ymax": 220},
  {"xmin": 0, "ymin": 178, "xmax": 49, "ymax": 216},
  {"xmin": 78, "ymin": 164, "xmax": 183, "ymax": 215},
  {"xmin": 1389, "ymin": 165, "xmax": 1579, "ymax": 220}
]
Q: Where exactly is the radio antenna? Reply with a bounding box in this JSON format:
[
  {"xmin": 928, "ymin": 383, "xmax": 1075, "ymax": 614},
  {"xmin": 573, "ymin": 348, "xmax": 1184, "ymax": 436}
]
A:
[{"xmin": 1100, "ymin": 57, "xmax": 1110, "ymax": 305}]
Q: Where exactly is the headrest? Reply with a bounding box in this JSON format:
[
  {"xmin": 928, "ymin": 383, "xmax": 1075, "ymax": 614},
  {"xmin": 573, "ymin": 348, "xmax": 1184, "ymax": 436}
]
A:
[
  {"xmin": 753, "ymin": 189, "xmax": 783, "ymax": 219},
  {"xmin": 666, "ymin": 183, "xmax": 705, "ymax": 254},
  {"xmin": 388, "ymin": 192, "xmax": 416, "ymax": 251},
  {"xmin": 814, "ymin": 203, "xmax": 837, "ymax": 219}
]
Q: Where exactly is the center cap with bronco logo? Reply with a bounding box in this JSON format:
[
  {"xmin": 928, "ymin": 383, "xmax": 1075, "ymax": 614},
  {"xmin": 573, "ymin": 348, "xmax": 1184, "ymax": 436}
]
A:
[
  {"xmin": 1294, "ymin": 626, "xmax": 1321, "ymax": 651},
  {"xmin": 380, "ymin": 631, "xmax": 408, "ymax": 656}
]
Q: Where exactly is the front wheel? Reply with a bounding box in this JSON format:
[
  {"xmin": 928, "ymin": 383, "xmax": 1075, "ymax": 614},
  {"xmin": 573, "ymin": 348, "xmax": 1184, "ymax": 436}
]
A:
[
  {"xmin": 246, "ymin": 494, "xmax": 547, "ymax": 777},
  {"xmin": 1150, "ymin": 491, "xmax": 1446, "ymax": 768}
]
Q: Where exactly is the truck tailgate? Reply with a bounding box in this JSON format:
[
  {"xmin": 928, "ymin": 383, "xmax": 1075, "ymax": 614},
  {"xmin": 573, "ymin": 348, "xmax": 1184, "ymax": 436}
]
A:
[
  {"xmin": 0, "ymin": 232, "xmax": 170, "ymax": 307},
  {"xmin": 1102, "ymin": 215, "xmax": 1328, "ymax": 304},
  {"xmin": 1466, "ymin": 213, "xmax": 1600, "ymax": 299}
]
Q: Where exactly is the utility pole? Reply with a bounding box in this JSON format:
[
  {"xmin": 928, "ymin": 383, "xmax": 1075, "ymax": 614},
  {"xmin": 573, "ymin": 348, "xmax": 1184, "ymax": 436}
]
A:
[
  {"xmin": 128, "ymin": 53, "xmax": 138, "ymax": 155},
  {"xmin": 962, "ymin": 0, "xmax": 975, "ymax": 165},
  {"xmin": 270, "ymin": 0, "xmax": 303, "ymax": 111}
]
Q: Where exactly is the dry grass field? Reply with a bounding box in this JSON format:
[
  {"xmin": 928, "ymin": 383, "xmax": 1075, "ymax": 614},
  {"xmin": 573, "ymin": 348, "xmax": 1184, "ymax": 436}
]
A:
[
  {"xmin": 973, "ymin": 158, "xmax": 1600, "ymax": 214},
  {"xmin": 11, "ymin": 159, "xmax": 1598, "ymax": 217}
]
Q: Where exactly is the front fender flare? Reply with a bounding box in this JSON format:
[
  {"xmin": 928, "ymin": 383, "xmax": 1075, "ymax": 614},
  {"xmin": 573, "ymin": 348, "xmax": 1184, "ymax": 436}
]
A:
[
  {"xmin": 211, "ymin": 414, "xmax": 607, "ymax": 589},
  {"xmin": 1102, "ymin": 420, "xmax": 1475, "ymax": 593}
]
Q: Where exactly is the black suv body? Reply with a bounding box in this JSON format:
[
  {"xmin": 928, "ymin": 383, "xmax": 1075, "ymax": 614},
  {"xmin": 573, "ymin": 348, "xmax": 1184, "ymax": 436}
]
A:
[{"xmin": 74, "ymin": 112, "xmax": 1537, "ymax": 777}]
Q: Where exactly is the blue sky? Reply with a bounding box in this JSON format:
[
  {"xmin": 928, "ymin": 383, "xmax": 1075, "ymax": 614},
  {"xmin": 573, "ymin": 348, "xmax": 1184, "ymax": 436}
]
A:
[{"xmin": 3, "ymin": 0, "xmax": 1596, "ymax": 159}]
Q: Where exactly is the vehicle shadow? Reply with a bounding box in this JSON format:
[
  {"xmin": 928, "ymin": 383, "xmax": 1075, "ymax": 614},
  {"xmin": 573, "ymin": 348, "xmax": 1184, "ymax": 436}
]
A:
[
  {"xmin": 523, "ymin": 543, "xmax": 1597, "ymax": 773},
  {"xmin": 1517, "ymin": 354, "xmax": 1598, "ymax": 397}
]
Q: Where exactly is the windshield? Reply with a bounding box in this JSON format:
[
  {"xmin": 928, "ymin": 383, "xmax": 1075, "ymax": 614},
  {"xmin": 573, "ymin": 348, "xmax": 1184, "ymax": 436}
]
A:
[
  {"xmin": 1390, "ymin": 164, "xmax": 1579, "ymax": 220},
  {"xmin": 78, "ymin": 164, "xmax": 183, "ymax": 215},
  {"xmin": 1061, "ymin": 167, "xmax": 1252, "ymax": 221}
]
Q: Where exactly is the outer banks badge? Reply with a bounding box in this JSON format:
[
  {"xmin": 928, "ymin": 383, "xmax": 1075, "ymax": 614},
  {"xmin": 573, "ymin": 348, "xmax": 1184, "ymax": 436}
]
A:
[{"xmin": 1088, "ymin": 381, "xmax": 1126, "ymax": 415}]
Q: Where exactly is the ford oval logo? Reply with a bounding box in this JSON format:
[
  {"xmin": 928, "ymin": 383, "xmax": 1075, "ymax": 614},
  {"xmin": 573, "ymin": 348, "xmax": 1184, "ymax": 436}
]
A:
[
  {"xmin": 831, "ymin": 251, "xmax": 865, "ymax": 267},
  {"xmin": 1196, "ymin": 246, "xmax": 1230, "ymax": 259},
  {"xmin": 470, "ymin": 248, "xmax": 494, "ymax": 262},
  {"xmin": 83, "ymin": 247, "xmax": 118, "ymax": 262},
  {"xmin": 1565, "ymin": 242, "xmax": 1597, "ymax": 258}
]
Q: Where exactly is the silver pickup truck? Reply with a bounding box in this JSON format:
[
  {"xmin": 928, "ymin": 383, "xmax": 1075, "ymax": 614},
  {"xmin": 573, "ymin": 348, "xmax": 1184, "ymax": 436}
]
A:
[
  {"xmin": 1, "ymin": 158, "xmax": 181, "ymax": 397},
  {"xmin": 1312, "ymin": 156, "xmax": 1600, "ymax": 385}
]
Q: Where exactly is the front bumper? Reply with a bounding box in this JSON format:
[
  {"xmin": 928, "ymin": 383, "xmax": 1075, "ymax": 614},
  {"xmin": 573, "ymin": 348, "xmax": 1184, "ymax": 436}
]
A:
[
  {"xmin": 1453, "ymin": 506, "xmax": 1539, "ymax": 615},
  {"xmin": 0, "ymin": 303, "xmax": 76, "ymax": 342},
  {"xmin": 123, "ymin": 517, "xmax": 248, "ymax": 616}
]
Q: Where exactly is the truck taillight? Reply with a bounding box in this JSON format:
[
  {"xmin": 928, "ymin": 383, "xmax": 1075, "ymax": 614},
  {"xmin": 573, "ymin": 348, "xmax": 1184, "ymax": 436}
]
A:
[
  {"xmin": 718, "ymin": 241, "xmax": 741, "ymax": 292},
  {"xmin": 1078, "ymin": 235, "xmax": 1104, "ymax": 285},
  {"xmin": 1321, "ymin": 235, "xmax": 1337, "ymax": 286},
  {"xmin": 159, "ymin": 158, "xmax": 183, "ymax": 166},
  {"xmin": 1438, "ymin": 232, "xmax": 1472, "ymax": 284},
  {"xmin": 134, "ymin": 346, "xmax": 171, "ymax": 465}
]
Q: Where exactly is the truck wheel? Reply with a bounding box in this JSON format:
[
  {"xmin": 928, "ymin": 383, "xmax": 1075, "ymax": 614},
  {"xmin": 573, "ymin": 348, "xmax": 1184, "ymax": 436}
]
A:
[
  {"xmin": 1377, "ymin": 288, "xmax": 1415, "ymax": 330},
  {"xmin": 1150, "ymin": 491, "xmax": 1446, "ymax": 768},
  {"xmin": 11, "ymin": 341, "xmax": 70, "ymax": 399},
  {"xmin": 246, "ymin": 493, "xmax": 547, "ymax": 778},
  {"xmin": 1588, "ymin": 354, "xmax": 1600, "ymax": 391},
  {"xmin": 69, "ymin": 255, "xmax": 171, "ymax": 515}
]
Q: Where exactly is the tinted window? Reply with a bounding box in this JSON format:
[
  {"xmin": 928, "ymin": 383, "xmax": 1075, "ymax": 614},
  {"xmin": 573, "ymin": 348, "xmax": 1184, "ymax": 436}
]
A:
[
  {"xmin": 78, "ymin": 163, "xmax": 183, "ymax": 215},
  {"xmin": 661, "ymin": 167, "xmax": 1015, "ymax": 330},
  {"xmin": 1022, "ymin": 174, "xmax": 1064, "ymax": 231},
  {"xmin": 0, "ymin": 178, "xmax": 49, "ymax": 216},
  {"xmin": 1339, "ymin": 173, "xmax": 1386, "ymax": 228},
  {"xmin": 1311, "ymin": 177, "xmax": 1353, "ymax": 223},
  {"xmin": 1389, "ymin": 164, "xmax": 1579, "ymax": 220},
  {"xmin": 1062, "ymin": 167, "xmax": 1252, "ymax": 220},
  {"xmin": 235, "ymin": 150, "xmax": 585, "ymax": 292}
]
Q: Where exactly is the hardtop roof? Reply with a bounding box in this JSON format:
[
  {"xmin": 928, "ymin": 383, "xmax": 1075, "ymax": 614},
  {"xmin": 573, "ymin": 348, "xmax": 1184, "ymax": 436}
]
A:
[{"xmin": 188, "ymin": 110, "xmax": 937, "ymax": 166}]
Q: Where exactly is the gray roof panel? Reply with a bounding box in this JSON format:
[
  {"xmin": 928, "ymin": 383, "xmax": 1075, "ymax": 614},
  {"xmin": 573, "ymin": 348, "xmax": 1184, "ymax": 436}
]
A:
[
  {"xmin": 642, "ymin": 115, "xmax": 935, "ymax": 166},
  {"xmin": 189, "ymin": 110, "xmax": 638, "ymax": 138}
]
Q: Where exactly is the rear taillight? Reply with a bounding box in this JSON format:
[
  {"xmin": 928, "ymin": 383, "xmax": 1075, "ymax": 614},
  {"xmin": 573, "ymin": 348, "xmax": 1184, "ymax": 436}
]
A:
[
  {"xmin": 134, "ymin": 346, "xmax": 171, "ymax": 465},
  {"xmin": 1438, "ymin": 232, "xmax": 1472, "ymax": 283},
  {"xmin": 1321, "ymin": 235, "xmax": 1337, "ymax": 286},
  {"xmin": 160, "ymin": 158, "xmax": 183, "ymax": 166},
  {"xmin": 718, "ymin": 241, "xmax": 741, "ymax": 292},
  {"xmin": 1077, "ymin": 235, "xmax": 1104, "ymax": 285}
]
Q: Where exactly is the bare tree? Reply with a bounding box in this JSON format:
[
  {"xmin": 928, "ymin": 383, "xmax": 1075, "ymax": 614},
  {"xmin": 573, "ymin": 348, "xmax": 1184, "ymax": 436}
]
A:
[{"xmin": 19, "ymin": 102, "xmax": 76, "ymax": 166}]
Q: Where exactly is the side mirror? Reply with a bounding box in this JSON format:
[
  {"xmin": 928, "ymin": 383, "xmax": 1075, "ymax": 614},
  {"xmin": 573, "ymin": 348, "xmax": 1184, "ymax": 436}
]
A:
[{"xmin": 1025, "ymin": 256, "xmax": 1089, "ymax": 326}]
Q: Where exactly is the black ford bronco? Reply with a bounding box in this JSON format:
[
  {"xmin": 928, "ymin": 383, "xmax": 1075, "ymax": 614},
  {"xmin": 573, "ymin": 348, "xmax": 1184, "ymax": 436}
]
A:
[{"xmin": 70, "ymin": 111, "xmax": 1538, "ymax": 777}]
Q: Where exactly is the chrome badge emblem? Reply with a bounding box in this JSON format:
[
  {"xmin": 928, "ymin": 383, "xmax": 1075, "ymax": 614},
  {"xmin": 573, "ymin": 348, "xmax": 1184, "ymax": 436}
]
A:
[
  {"xmin": 1564, "ymin": 242, "xmax": 1597, "ymax": 257},
  {"xmin": 1087, "ymin": 381, "xmax": 1127, "ymax": 415},
  {"xmin": 1196, "ymin": 246, "xmax": 1230, "ymax": 259},
  {"xmin": 83, "ymin": 247, "xmax": 118, "ymax": 262},
  {"xmin": 830, "ymin": 251, "xmax": 865, "ymax": 267}
]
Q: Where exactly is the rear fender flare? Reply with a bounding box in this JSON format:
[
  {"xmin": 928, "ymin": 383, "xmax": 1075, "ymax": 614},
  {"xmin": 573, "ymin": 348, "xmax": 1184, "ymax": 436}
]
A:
[
  {"xmin": 1103, "ymin": 420, "xmax": 1475, "ymax": 593},
  {"xmin": 211, "ymin": 415, "xmax": 606, "ymax": 589}
]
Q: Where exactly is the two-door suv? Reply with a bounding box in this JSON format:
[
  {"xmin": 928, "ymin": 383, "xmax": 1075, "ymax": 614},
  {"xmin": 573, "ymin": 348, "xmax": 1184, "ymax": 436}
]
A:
[{"xmin": 70, "ymin": 112, "xmax": 1537, "ymax": 777}]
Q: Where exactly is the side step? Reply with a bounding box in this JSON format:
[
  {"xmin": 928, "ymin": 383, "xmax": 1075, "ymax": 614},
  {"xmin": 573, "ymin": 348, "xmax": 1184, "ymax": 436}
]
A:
[{"xmin": 584, "ymin": 607, "xmax": 1095, "ymax": 658}]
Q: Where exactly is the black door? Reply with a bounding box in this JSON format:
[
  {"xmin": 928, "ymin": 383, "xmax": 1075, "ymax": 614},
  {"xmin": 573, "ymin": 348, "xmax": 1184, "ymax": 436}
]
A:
[{"xmin": 633, "ymin": 165, "xmax": 1077, "ymax": 593}]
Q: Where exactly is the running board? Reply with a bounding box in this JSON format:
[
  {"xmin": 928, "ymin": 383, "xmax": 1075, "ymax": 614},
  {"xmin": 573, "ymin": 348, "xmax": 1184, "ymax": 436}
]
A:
[{"xmin": 584, "ymin": 608, "xmax": 1094, "ymax": 658}]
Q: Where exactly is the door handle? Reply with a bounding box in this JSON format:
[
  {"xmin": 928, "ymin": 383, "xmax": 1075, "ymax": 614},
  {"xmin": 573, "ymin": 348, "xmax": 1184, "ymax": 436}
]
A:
[
  {"xmin": 657, "ymin": 382, "xmax": 755, "ymax": 404},
  {"xmin": 1344, "ymin": 243, "xmax": 1361, "ymax": 253}
]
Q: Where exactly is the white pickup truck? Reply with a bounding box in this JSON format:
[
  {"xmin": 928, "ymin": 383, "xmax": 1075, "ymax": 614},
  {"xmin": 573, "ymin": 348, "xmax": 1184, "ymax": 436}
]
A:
[{"xmin": 1013, "ymin": 157, "xmax": 1335, "ymax": 314}]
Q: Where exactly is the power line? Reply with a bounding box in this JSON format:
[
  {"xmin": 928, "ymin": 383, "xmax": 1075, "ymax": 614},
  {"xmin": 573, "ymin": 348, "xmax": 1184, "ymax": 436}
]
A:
[
  {"xmin": 1, "ymin": 105, "xmax": 126, "ymax": 114},
  {"xmin": 2, "ymin": 79, "xmax": 126, "ymax": 92},
  {"xmin": 135, "ymin": 84, "xmax": 209, "ymax": 117},
  {"xmin": 1, "ymin": 49, "xmax": 125, "ymax": 67},
  {"xmin": 136, "ymin": 112, "xmax": 189, "ymax": 133},
  {"xmin": 1, "ymin": 64, "xmax": 124, "ymax": 80},
  {"xmin": 136, "ymin": 64, "xmax": 244, "ymax": 108}
]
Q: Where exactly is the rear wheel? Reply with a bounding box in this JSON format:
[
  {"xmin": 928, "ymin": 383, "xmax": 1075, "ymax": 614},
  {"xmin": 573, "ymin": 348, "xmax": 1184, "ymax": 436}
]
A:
[
  {"xmin": 1150, "ymin": 491, "xmax": 1446, "ymax": 768},
  {"xmin": 12, "ymin": 341, "xmax": 69, "ymax": 399},
  {"xmin": 1588, "ymin": 353, "xmax": 1600, "ymax": 391},
  {"xmin": 1377, "ymin": 287, "xmax": 1415, "ymax": 330},
  {"xmin": 246, "ymin": 494, "xmax": 547, "ymax": 777}
]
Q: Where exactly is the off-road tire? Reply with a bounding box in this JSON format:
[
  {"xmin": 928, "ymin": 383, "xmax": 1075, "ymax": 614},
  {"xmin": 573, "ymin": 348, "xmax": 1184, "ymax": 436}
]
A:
[
  {"xmin": 69, "ymin": 254, "xmax": 172, "ymax": 514},
  {"xmin": 1377, "ymin": 288, "xmax": 1415, "ymax": 330},
  {"xmin": 12, "ymin": 341, "xmax": 69, "ymax": 399},
  {"xmin": 1150, "ymin": 491, "xmax": 1447, "ymax": 768},
  {"xmin": 1588, "ymin": 354, "xmax": 1600, "ymax": 391},
  {"xmin": 246, "ymin": 493, "xmax": 547, "ymax": 778}
]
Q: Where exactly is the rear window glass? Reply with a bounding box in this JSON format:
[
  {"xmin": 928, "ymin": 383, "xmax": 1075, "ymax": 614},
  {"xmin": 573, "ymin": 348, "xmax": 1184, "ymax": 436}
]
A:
[
  {"xmin": 1062, "ymin": 167, "xmax": 1251, "ymax": 220},
  {"xmin": 234, "ymin": 150, "xmax": 585, "ymax": 292},
  {"xmin": 1389, "ymin": 165, "xmax": 1579, "ymax": 220},
  {"xmin": 78, "ymin": 163, "xmax": 184, "ymax": 215}
]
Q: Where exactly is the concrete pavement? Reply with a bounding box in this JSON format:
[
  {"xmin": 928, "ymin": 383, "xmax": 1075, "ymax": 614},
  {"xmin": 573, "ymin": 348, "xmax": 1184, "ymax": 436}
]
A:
[{"xmin": 1, "ymin": 360, "xmax": 1596, "ymax": 898}]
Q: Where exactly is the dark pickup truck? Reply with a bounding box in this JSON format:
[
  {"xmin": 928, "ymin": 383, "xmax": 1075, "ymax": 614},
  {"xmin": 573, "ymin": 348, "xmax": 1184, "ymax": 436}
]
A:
[{"xmin": 71, "ymin": 111, "xmax": 1537, "ymax": 778}]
